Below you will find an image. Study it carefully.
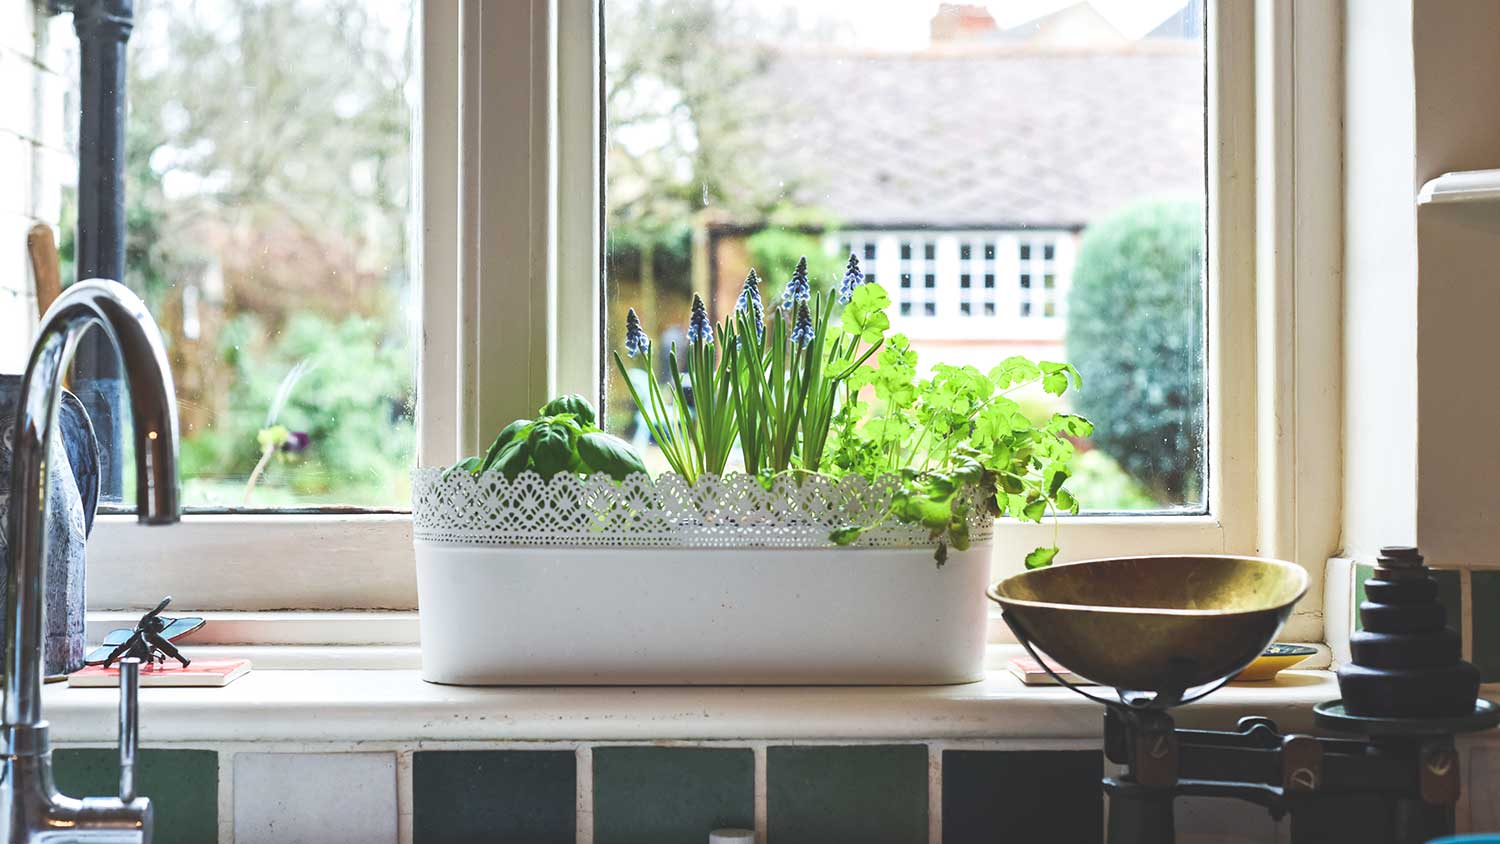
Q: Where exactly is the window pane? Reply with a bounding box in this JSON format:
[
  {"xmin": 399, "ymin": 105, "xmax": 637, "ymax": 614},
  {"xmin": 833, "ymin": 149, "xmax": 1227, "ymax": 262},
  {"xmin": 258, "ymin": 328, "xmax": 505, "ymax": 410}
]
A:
[
  {"xmin": 71, "ymin": 0, "xmax": 416, "ymax": 510},
  {"xmin": 603, "ymin": 0, "xmax": 1207, "ymax": 512}
]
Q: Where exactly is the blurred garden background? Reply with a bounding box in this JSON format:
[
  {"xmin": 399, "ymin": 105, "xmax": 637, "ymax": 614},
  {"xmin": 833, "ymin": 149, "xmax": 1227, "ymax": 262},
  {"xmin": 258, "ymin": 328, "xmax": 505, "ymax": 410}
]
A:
[{"xmin": 61, "ymin": 0, "xmax": 417, "ymax": 508}]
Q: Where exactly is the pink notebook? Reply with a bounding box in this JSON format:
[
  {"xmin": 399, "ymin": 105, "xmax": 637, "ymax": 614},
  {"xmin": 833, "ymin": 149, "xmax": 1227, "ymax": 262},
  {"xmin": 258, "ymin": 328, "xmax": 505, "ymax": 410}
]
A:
[{"xmin": 68, "ymin": 658, "xmax": 251, "ymax": 688}]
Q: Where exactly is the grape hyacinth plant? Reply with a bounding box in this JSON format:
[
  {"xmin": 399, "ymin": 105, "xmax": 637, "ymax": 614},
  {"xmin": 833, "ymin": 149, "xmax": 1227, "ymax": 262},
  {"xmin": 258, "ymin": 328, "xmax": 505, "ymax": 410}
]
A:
[
  {"xmin": 837, "ymin": 254, "xmax": 865, "ymax": 304},
  {"xmin": 781, "ymin": 256, "xmax": 811, "ymax": 310},
  {"xmin": 613, "ymin": 295, "xmax": 737, "ymax": 482},
  {"xmin": 616, "ymin": 252, "xmax": 1091, "ymax": 567}
]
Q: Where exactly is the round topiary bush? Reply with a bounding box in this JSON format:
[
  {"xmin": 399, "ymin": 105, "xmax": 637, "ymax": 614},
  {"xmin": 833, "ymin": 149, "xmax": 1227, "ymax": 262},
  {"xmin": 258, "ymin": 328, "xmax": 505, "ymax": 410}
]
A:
[{"xmin": 1066, "ymin": 197, "xmax": 1205, "ymax": 506}]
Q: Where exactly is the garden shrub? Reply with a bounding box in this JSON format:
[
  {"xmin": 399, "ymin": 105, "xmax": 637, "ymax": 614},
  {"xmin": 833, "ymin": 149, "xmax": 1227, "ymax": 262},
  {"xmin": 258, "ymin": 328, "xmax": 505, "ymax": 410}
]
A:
[{"xmin": 1066, "ymin": 197, "xmax": 1205, "ymax": 505}]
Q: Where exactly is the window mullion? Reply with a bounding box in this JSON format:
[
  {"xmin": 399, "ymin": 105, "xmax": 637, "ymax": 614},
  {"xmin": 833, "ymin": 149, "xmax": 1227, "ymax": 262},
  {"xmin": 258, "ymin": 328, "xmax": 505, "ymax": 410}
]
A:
[
  {"xmin": 458, "ymin": 0, "xmax": 554, "ymax": 456},
  {"xmin": 418, "ymin": 0, "xmax": 463, "ymax": 467},
  {"xmin": 553, "ymin": 0, "xmax": 603, "ymax": 404}
]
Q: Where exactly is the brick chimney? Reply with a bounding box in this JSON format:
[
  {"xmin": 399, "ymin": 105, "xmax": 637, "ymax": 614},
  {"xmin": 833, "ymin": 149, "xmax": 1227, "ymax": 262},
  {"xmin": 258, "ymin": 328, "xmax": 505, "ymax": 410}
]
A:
[{"xmin": 930, "ymin": 3, "xmax": 999, "ymax": 43}]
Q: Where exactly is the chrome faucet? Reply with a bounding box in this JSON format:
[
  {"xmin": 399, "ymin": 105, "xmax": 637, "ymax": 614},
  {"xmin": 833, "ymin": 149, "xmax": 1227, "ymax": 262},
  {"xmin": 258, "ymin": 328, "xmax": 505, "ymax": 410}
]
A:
[{"xmin": 3, "ymin": 279, "xmax": 179, "ymax": 843}]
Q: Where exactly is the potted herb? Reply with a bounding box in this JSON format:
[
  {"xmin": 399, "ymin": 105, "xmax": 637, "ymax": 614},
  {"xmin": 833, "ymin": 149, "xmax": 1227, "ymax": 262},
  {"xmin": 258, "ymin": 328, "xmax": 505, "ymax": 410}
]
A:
[{"xmin": 411, "ymin": 255, "xmax": 1088, "ymax": 685}]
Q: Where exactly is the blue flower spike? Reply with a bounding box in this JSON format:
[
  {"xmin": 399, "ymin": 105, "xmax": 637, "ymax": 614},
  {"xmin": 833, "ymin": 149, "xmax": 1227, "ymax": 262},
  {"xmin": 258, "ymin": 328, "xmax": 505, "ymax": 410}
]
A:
[
  {"xmin": 736, "ymin": 268, "xmax": 763, "ymax": 316},
  {"xmin": 791, "ymin": 303, "xmax": 815, "ymax": 348},
  {"xmin": 736, "ymin": 269, "xmax": 765, "ymax": 340},
  {"xmin": 687, "ymin": 294, "xmax": 714, "ymax": 345},
  {"xmin": 624, "ymin": 308, "xmax": 649, "ymax": 358},
  {"xmin": 837, "ymin": 253, "xmax": 864, "ymax": 304},
  {"xmin": 782, "ymin": 256, "xmax": 811, "ymax": 310}
]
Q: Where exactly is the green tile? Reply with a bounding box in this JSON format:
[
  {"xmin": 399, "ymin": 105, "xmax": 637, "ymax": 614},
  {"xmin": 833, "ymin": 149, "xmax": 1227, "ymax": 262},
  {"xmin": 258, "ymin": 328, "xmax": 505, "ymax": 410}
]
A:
[
  {"xmin": 1472, "ymin": 570, "xmax": 1500, "ymax": 681},
  {"xmin": 942, "ymin": 750, "xmax": 1101, "ymax": 844},
  {"xmin": 413, "ymin": 750, "xmax": 575, "ymax": 844},
  {"xmin": 1353, "ymin": 564, "xmax": 1461, "ymax": 634},
  {"xmin": 52, "ymin": 748, "xmax": 218, "ymax": 844},
  {"xmin": 1353, "ymin": 563, "xmax": 1372, "ymax": 631},
  {"xmin": 1435, "ymin": 569, "xmax": 1462, "ymax": 634},
  {"xmin": 593, "ymin": 747, "xmax": 752, "ymax": 844},
  {"xmin": 767, "ymin": 745, "xmax": 926, "ymax": 844}
]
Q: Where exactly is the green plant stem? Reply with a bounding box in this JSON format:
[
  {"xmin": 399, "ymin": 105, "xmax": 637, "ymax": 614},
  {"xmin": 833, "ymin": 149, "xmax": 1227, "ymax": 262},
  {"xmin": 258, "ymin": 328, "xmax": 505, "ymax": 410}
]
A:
[{"xmin": 613, "ymin": 347, "xmax": 695, "ymax": 482}]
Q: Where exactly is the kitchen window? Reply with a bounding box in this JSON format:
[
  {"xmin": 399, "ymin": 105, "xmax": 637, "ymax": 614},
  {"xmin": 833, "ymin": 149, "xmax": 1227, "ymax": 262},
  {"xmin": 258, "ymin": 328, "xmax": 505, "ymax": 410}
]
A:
[{"xmin": 82, "ymin": 0, "xmax": 1336, "ymax": 646}]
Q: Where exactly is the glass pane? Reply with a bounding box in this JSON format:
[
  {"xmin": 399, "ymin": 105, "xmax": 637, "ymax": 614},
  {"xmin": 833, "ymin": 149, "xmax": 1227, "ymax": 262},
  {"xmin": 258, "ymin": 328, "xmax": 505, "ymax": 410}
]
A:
[
  {"xmin": 603, "ymin": 0, "xmax": 1206, "ymax": 512},
  {"xmin": 66, "ymin": 0, "xmax": 416, "ymax": 510}
]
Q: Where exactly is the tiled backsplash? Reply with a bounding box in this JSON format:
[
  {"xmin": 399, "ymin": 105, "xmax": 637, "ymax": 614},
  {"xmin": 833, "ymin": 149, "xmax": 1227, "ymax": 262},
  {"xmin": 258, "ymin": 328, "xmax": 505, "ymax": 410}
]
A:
[
  {"xmin": 52, "ymin": 737, "xmax": 1500, "ymax": 842},
  {"xmin": 52, "ymin": 744, "xmax": 1106, "ymax": 843},
  {"xmin": 64, "ymin": 743, "xmax": 1500, "ymax": 844}
]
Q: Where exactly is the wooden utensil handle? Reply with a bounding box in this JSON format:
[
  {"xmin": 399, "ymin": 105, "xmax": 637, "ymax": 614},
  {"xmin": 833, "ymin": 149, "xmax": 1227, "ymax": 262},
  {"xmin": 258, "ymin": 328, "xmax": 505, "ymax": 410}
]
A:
[{"xmin": 26, "ymin": 223, "xmax": 62, "ymax": 317}]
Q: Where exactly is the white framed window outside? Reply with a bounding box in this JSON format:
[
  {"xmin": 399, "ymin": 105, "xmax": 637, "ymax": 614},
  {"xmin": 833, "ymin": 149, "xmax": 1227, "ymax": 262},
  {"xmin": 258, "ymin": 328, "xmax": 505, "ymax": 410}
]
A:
[{"xmin": 84, "ymin": 0, "xmax": 1341, "ymax": 651}]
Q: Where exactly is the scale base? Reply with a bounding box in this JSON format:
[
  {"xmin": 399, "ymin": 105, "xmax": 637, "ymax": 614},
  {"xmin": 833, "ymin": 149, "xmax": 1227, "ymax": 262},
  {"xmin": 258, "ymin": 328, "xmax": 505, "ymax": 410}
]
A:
[{"xmin": 1313, "ymin": 697, "xmax": 1500, "ymax": 737}]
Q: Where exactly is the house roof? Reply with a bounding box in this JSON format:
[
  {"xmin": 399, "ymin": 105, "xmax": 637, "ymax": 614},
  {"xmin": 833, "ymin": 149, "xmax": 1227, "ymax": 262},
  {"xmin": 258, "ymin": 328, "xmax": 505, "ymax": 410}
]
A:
[{"xmin": 740, "ymin": 41, "xmax": 1204, "ymax": 230}]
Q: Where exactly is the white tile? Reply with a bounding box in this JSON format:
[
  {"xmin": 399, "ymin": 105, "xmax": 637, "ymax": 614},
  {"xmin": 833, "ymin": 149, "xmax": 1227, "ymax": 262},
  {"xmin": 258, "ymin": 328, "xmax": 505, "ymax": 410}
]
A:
[
  {"xmin": 234, "ymin": 752, "xmax": 398, "ymax": 844},
  {"xmin": 1175, "ymin": 796, "xmax": 1281, "ymax": 844}
]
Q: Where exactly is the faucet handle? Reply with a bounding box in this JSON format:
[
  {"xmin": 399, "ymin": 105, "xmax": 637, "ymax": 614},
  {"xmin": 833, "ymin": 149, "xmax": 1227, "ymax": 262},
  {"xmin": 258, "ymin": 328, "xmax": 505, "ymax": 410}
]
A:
[{"xmin": 118, "ymin": 657, "xmax": 140, "ymax": 802}]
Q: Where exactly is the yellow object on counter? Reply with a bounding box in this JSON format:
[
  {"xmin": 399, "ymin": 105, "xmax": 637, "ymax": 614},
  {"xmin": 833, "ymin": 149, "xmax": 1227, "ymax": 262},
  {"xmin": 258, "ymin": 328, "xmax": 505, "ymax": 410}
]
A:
[{"xmin": 1235, "ymin": 644, "xmax": 1317, "ymax": 682}]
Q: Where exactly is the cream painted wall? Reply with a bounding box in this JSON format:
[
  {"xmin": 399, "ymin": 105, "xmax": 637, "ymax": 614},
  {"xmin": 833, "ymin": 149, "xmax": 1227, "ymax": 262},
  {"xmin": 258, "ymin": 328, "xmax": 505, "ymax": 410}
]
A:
[
  {"xmin": 1342, "ymin": 1, "xmax": 1500, "ymax": 567},
  {"xmin": 1411, "ymin": 3, "xmax": 1500, "ymax": 567},
  {"xmin": 1342, "ymin": 0, "xmax": 1418, "ymax": 561}
]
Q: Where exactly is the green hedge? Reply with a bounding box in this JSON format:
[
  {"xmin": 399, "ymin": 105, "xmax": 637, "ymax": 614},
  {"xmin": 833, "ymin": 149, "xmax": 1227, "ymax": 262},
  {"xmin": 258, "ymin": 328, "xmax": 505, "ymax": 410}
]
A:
[{"xmin": 1065, "ymin": 197, "xmax": 1205, "ymax": 505}]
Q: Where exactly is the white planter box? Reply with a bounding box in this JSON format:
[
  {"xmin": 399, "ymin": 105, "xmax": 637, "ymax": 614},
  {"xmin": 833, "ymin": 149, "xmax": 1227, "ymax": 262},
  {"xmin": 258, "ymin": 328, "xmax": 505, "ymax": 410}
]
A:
[
  {"xmin": 411, "ymin": 469, "xmax": 993, "ymax": 685},
  {"xmin": 415, "ymin": 542, "xmax": 991, "ymax": 685}
]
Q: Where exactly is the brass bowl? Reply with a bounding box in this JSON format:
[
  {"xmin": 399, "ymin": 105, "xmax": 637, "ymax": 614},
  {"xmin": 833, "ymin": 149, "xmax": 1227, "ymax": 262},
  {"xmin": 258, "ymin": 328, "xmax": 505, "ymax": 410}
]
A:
[{"xmin": 989, "ymin": 555, "xmax": 1308, "ymax": 696}]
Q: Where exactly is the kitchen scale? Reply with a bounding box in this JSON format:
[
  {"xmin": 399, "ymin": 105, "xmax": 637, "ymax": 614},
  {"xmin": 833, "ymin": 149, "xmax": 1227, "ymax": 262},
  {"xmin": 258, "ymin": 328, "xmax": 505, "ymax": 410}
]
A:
[{"xmin": 990, "ymin": 552, "xmax": 1499, "ymax": 844}]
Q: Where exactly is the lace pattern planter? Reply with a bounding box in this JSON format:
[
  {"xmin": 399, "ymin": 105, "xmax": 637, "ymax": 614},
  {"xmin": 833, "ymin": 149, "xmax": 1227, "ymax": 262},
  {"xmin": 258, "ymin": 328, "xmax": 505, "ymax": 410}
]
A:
[{"xmin": 412, "ymin": 469, "xmax": 993, "ymax": 685}]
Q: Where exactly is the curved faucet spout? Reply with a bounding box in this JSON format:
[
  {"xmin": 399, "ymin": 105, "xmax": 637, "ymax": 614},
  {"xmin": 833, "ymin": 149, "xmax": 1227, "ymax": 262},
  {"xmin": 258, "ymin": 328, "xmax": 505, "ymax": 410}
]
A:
[{"xmin": 4, "ymin": 277, "xmax": 178, "ymax": 729}]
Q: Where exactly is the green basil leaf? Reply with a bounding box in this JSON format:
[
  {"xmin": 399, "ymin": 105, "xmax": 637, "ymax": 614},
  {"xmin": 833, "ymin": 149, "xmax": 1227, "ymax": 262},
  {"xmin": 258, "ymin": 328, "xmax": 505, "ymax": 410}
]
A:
[
  {"xmin": 495, "ymin": 437, "xmax": 533, "ymax": 480},
  {"xmin": 539, "ymin": 394, "xmax": 597, "ymax": 427},
  {"xmin": 443, "ymin": 456, "xmax": 482, "ymax": 481},
  {"xmin": 576, "ymin": 431, "xmax": 648, "ymax": 481},
  {"xmin": 478, "ymin": 418, "xmax": 532, "ymax": 474},
  {"xmin": 529, "ymin": 423, "xmax": 575, "ymax": 479}
]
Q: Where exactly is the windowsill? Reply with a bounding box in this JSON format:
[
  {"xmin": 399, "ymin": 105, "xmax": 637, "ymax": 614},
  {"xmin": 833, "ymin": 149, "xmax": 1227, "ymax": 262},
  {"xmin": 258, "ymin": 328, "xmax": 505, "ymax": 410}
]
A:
[{"xmin": 43, "ymin": 645, "xmax": 1342, "ymax": 745}]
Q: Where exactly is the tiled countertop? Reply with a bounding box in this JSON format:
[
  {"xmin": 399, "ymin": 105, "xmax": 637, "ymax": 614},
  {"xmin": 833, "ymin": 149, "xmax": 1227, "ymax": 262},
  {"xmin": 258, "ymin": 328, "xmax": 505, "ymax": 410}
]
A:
[{"xmin": 41, "ymin": 649, "xmax": 1345, "ymax": 744}]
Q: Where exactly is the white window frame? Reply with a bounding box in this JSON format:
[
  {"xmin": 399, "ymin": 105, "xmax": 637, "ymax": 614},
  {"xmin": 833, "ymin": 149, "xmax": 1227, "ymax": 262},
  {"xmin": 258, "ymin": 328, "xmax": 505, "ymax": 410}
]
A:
[{"xmin": 84, "ymin": 0, "xmax": 1343, "ymax": 648}]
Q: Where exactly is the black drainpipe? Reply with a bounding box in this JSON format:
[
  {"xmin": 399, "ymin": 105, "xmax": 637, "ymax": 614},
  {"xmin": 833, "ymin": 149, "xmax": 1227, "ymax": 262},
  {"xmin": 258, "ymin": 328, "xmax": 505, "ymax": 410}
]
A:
[{"xmin": 55, "ymin": 0, "xmax": 135, "ymax": 501}]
